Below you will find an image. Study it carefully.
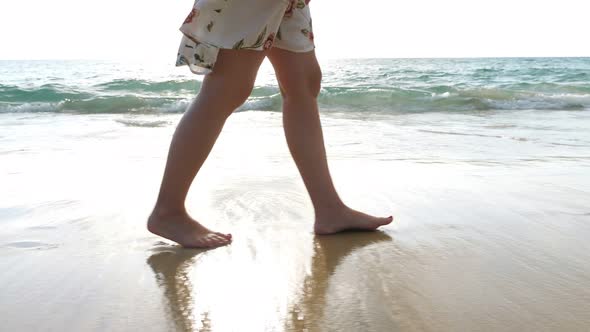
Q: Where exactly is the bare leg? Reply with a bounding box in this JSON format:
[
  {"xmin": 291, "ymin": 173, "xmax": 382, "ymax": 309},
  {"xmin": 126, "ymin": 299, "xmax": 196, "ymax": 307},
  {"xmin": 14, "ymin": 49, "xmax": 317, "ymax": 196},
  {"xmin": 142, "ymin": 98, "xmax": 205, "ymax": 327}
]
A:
[
  {"xmin": 267, "ymin": 48, "xmax": 393, "ymax": 234},
  {"xmin": 148, "ymin": 49, "xmax": 267, "ymax": 248}
]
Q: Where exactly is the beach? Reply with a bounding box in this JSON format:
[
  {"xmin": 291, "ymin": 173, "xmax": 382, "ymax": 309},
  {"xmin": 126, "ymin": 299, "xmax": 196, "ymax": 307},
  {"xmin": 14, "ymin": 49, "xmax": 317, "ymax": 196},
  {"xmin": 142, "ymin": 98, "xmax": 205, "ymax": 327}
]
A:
[{"xmin": 1, "ymin": 58, "xmax": 590, "ymax": 331}]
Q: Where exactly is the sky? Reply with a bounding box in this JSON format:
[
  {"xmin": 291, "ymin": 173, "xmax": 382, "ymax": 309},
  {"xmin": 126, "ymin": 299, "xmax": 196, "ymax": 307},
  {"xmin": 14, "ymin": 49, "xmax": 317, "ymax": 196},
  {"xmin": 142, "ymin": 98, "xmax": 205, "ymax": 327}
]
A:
[{"xmin": 0, "ymin": 0, "xmax": 589, "ymax": 61}]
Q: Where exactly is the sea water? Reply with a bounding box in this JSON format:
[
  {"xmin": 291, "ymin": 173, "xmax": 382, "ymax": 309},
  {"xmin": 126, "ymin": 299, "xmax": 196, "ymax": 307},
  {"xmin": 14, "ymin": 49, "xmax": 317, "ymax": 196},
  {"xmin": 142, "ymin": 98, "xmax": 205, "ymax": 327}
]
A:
[{"xmin": 2, "ymin": 57, "xmax": 590, "ymax": 114}]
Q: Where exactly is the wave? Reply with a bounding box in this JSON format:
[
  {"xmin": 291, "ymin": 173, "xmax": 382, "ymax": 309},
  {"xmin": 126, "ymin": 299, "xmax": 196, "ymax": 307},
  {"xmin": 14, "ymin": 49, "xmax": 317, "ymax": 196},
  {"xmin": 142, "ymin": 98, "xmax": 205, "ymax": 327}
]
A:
[
  {"xmin": 0, "ymin": 94, "xmax": 191, "ymax": 114},
  {"xmin": 93, "ymin": 79, "xmax": 201, "ymax": 93},
  {"xmin": 1, "ymin": 80, "xmax": 589, "ymax": 114}
]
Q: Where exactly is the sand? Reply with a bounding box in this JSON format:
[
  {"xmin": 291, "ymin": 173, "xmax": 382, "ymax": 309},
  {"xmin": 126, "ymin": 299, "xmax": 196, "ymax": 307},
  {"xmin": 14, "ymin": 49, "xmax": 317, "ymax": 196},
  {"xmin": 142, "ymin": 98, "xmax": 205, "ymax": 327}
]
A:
[{"xmin": 1, "ymin": 112, "xmax": 590, "ymax": 331}]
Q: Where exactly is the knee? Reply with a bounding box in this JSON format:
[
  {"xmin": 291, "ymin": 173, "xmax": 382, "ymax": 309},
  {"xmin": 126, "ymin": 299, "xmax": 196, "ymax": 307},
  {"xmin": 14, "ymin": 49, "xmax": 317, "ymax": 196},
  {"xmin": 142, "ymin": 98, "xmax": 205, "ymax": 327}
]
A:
[
  {"xmin": 199, "ymin": 74, "xmax": 255, "ymax": 116},
  {"xmin": 227, "ymin": 80, "xmax": 255, "ymax": 110},
  {"xmin": 307, "ymin": 63, "xmax": 322, "ymax": 99},
  {"xmin": 280, "ymin": 63, "xmax": 322, "ymax": 101}
]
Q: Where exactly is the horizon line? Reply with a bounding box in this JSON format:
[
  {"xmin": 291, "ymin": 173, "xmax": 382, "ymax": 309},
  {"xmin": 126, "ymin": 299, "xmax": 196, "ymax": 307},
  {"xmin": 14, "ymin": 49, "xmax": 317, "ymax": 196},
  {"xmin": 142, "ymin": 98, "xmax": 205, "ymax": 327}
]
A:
[{"xmin": 1, "ymin": 55, "xmax": 590, "ymax": 62}]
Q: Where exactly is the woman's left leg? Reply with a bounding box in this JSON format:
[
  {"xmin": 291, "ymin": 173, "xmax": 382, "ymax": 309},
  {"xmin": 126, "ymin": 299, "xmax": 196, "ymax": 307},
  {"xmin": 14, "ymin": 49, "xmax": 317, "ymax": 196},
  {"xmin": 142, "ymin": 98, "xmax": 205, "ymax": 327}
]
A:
[{"xmin": 266, "ymin": 47, "xmax": 393, "ymax": 234}]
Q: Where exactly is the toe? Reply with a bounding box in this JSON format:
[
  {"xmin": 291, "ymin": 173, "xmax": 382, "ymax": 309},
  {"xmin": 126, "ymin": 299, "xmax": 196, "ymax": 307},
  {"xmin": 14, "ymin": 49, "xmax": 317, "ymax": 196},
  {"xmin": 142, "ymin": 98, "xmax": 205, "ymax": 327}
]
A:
[
  {"xmin": 211, "ymin": 234, "xmax": 226, "ymax": 242},
  {"xmin": 197, "ymin": 235, "xmax": 214, "ymax": 247},
  {"xmin": 214, "ymin": 232, "xmax": 232, "ymax": 240},
  {"xmin": 381, "ymin": 216, "xmax": 394, "ymax": 225},
  {"xmin": 202, "ymin": 233, "xmax": 222, "ymax": 247},
  {"xmin": 210, "ymin": 234, "xmax": 231, "ymax": 246},
  {"xmin": 185, "ymin": 233, "xmax": 230, "ymax": 248},
  {"xmin": 184, "ymin": 236, "xmax": 211, "ymax": 248}
]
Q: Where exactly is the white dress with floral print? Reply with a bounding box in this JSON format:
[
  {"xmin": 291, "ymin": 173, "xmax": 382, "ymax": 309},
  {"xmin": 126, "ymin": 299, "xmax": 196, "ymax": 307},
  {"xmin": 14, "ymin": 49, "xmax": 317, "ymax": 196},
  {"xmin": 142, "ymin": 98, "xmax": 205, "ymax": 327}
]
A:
[{"xmin": 176, "ymin": 0, "xmax": 315, "ymax": 75}]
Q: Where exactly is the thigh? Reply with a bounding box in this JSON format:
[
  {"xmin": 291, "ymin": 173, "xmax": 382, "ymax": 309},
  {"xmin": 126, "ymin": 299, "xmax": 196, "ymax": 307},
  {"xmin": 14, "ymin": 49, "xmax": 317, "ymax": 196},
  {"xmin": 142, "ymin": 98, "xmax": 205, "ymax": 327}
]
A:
[
  {"xmin": 266, "ymin": 48, "xmax": 322, "ymax": 98},
  {"xmin": 208, "ymin": 48, "xmax": 267, "ymax": 80},
  {"xmin": 199, "ymin": 48, "xmax": 268, "ymax": 109}
]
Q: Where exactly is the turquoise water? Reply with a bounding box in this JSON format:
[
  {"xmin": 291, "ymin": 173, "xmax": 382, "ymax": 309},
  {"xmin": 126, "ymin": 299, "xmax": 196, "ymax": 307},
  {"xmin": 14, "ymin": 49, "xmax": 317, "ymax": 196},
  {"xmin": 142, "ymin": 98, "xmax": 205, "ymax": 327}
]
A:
[{"xmin": 1, "ymin": 57, "xmax": 589, "ymax": 113}]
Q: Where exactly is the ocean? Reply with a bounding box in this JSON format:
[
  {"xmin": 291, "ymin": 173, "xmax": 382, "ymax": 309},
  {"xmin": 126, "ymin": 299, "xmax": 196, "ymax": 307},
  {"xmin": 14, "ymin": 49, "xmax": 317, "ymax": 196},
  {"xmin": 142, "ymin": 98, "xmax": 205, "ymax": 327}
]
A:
[
  {"xmin": 2, "ymin": 57, "xmax": 590, "ymax": 114},
  {"xmin": 1, "ymin": 58, "xmax": 590, "ymax": 331}
]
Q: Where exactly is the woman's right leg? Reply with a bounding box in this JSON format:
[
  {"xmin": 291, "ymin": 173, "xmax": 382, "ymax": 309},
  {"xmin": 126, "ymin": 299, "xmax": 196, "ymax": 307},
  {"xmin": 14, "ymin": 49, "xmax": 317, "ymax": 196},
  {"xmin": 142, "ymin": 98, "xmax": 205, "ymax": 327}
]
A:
[{"xmin": 148, "ymin": 48, "xmax": 267, "ymax": 248}]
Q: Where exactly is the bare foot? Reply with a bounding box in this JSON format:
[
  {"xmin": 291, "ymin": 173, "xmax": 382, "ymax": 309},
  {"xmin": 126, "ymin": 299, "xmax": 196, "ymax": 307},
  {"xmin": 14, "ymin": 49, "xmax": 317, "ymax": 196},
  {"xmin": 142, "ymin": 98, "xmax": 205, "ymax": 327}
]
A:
[
  {"xmin": 314, "ymin": 205, "xmax": 393, "ymax": 235},
  {"xmin": 147, "ymin": 209, "xmax": 232, "ymax": 248}
]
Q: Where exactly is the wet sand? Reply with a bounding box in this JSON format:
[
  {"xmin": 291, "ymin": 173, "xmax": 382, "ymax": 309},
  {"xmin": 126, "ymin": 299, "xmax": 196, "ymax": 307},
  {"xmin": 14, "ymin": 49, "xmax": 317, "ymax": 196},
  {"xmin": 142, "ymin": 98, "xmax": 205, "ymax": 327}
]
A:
[{"xmin": 1, "ymin": 112, "xmax": 590, "ymax": 331}]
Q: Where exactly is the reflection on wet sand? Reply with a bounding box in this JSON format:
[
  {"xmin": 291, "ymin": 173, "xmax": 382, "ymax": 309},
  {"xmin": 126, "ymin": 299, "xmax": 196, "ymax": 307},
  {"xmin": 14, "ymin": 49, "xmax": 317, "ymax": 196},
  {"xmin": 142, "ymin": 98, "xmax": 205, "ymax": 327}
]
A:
[
  {"xmin": 144, "ymin": 210, "xmax": 590, "ymax": 332},
  {"xmin": 146, "ymin": 232, "xmax": 392, "ymax": 332},
  {"xmin": 147, "ymin": 247, "xmax": 212, "ymax": 332},
  {"xmin": 288, "ymin": 232, "xmax": 393, "ymax": 332}
]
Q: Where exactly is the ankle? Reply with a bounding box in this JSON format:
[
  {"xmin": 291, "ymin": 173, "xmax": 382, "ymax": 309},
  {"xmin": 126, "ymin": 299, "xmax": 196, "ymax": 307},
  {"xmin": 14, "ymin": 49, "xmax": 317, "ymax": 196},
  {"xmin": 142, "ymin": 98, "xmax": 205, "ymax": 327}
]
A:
[
  {"xmin": 314, "ymin": 200, "xmax": 347, "ymax": 216},
  {"xmin": 151, "ymin": 203, "xmax": 187, "ymax": 217}
]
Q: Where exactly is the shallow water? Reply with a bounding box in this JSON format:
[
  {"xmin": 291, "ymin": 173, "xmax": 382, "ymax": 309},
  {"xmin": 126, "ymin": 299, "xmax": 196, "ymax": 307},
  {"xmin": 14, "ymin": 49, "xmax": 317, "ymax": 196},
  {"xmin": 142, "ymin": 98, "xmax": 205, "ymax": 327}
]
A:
[{"xmin": 1, "ymin": 107, "xmax": 590, "ymax": 331}]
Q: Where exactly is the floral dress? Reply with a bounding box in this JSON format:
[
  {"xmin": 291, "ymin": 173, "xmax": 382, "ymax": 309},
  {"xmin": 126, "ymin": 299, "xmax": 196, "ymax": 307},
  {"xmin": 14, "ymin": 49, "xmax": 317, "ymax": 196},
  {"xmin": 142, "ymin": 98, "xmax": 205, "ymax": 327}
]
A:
[{"xmin": 176, "ymin": 0, "xmax": 315, "ymax": 75}]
